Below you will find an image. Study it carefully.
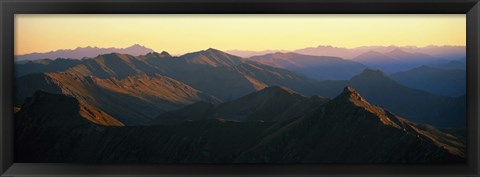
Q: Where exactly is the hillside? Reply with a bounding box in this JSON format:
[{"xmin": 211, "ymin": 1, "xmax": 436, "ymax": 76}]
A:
[
  {"xmin": 151, "ymin": 86, "xmax": 329, "ymax": 124},
  {"xmin": 390, "ymin": 66, "xmax": 466, "ymax": 97},
  {"xmin": 235, "ymin": 87, "xmax": 465, "ymax": 163},
  {"xmin": 315, "ymin": 69, "xmax": 466, "ymax": 128},
  {"xmin": 353, "ymin": 48, "xmax": 446, "ymax": 73},
  {"xmin": 15, "ymin": 73, "xmax": 219, "ymax": 125},
  {"xmin": 15, "ymin": 49, "xmax": 322, "ymax": 101},
  {"xmin": 249, "ymin": 52, "xmax": 366, "ymax": 80}
]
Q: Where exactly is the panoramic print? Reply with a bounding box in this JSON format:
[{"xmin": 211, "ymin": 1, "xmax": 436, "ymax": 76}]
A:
[{"xmin": 14, "ymin": 14, "xmax": 466, "ymax": 163}]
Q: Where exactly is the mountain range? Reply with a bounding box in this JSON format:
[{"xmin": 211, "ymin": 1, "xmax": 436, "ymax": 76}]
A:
[
  {"xmin": 15, "ymin": 49, "xmax": 465, "ymax": 127},
  {"xmin": 15, "ymin": 72, "xmax": 219, "ymax": 125},
  {"xmin": 16, "ymin": 49, "xmax": 321, "ymax": 102},
  {"xmin": 228, "ymin": 45, "xmax": 465, "ymax": 60},
  {"xmin": 15, "ymin": 86, "xmax": 465, "ymax": 163},
  {"xmin": 16, "ymin": 44, "xmax": 465, "ymax": 79},
  {"xmin": 352, "ymin": 48, "xmax": 448, "ymax": 73},
  {"xmin": 17, "ymin": 44, "xmax": 464, "ymax": 62},
  {"xmin": 13, "ymin": 47, "xmax": 466, "ymax": 163},
  {"xmin": 15, "ymin": 44, "xmax": 155, "ymax": 61}
]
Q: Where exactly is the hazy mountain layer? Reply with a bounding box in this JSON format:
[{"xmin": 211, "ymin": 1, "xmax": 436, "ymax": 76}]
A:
[
  {"xmin": 249, "ymin": 52, "xmax": 366, "ymax": 80},
  {"xmin": 353, "ymin": 48, "xmax": 446, "ymax": 73},
  {"xmin": 228, "ymin": 45, "xmax": 465, "ymax": 60},
  {"xmin": 15, "ymin": 44, "xmax": 154, "ymax": 61},
  {"xmin": 390, "ymin": 66, "xmax": 466, "ymax": 97},
  {"xmin": 430, "ymin": 58, "xmax": 466, "ymax": 70}
]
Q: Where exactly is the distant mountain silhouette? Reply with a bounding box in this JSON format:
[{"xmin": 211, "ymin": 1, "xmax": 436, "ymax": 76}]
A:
[
  {"xmin": 249, "ymin": 52, "xmax": 366, "ymax": 80},
  {"xmin": 353, "ymin": 48, "xmax": 446, "ymax": 73},
  {"xmin": 353, "ymin": 50, "xmax": 398, "ymax": 64},
  {"xmin": 151, "ymin": 86, "xmax": 329, "ymax": 124},
  {"xmin": 15, "ymin": 86, "xmax": 465, "ymax": 163},
  {"xmin": 430, "ymin": 59, "xmax": 466, "ymax": 70},
  {"xmin": 224, "ymin": 49, "xmax": 287, "ymax": 58},
  {"xmin": 390, "ymin": 66, "xmax": 466, "ymax": 97},
  {"xmin": 15, "ymin": 73, "xmax": 219, "ymax": 125},
  {"xmin": 15, "ymin": 44, "xmax": 155, "ymax": 61},
  {"xmin": 294, "ymin": 45, "xmax": 361, "ymax": 59},
  {"xmin": 229, "ymin": 45, "xmax": 465, "ymax": 60}
]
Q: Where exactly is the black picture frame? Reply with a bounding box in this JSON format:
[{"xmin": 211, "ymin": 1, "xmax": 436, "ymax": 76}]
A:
[{"xmin": 1, "ymin": 0, "xmax": 479, "ymax": 176}]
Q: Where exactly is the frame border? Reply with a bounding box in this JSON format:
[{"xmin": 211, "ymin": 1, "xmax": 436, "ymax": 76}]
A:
[{"xmin": 1, "ymin": 0, "xmax": 479, "ymax": 176}]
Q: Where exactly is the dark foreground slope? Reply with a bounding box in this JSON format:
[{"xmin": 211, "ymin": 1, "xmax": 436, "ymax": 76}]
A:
[
  {"xmin": 15, "ymin": 87, "xmax": 465, "ymax": 163},
  {"xmin": 235, "ymin": 87, "xmax": 465, "ymax": 163}
]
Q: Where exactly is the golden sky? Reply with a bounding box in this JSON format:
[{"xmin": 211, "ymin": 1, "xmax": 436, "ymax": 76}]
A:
[{"xmin": 15, "ymin": 14, "xmax": 465, "ymax": 55}]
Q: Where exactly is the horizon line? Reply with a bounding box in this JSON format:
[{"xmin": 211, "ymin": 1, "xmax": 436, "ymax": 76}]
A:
[{"xmin": 15, "ymin": 43, "xmax": 467, "ymax": 56}]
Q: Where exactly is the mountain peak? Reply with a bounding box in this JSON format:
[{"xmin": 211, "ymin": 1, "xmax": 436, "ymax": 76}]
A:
[
  {"xmin": 206, "ymin": 48, "xmax": 220, "ymax": 52},
  {"xmin": 185, "ymin": 48, "xmax": 229, "ymax": 57},
  {"xmin": 160, "ymin": 51, "xmax": 171, "ymax": 57},
  {"xmin": 181, "ymin": 48, "xmax": 245, "ymax": 67},
  {"xmin": 336, "ymin": 86, "xmax": 365, "ymax": 103},
  {"xmin": 272, "ymin": 52, "xmax": 302, "ymax": 58},
  {"xmin": 145, "ymin": 51, "xmax": 171, "ymax": 58},
  {"xmin": 343, "ymin": 86, "xmax": 358, "ymax": 94},
  {"xmin": 353, "ymin": 50, "xmax": 394, "ymax": 62},
  {"xmin": 128, "ymin": 44, "xmax": 145, "ymax": 48},
  {"xmin": 349, "ymin": 68, "xmax": 391, "ymax": 83},
  {"xmin": 205, "ymin": 48, "xmax": 228, "ymax": 55},
  {"xmin": 330, "ymin": 86, "xmax": 401, "ymax": 127},
  {"xmin": 385, "ymin": 47, "xmax": 411, "ymax": 56}
]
